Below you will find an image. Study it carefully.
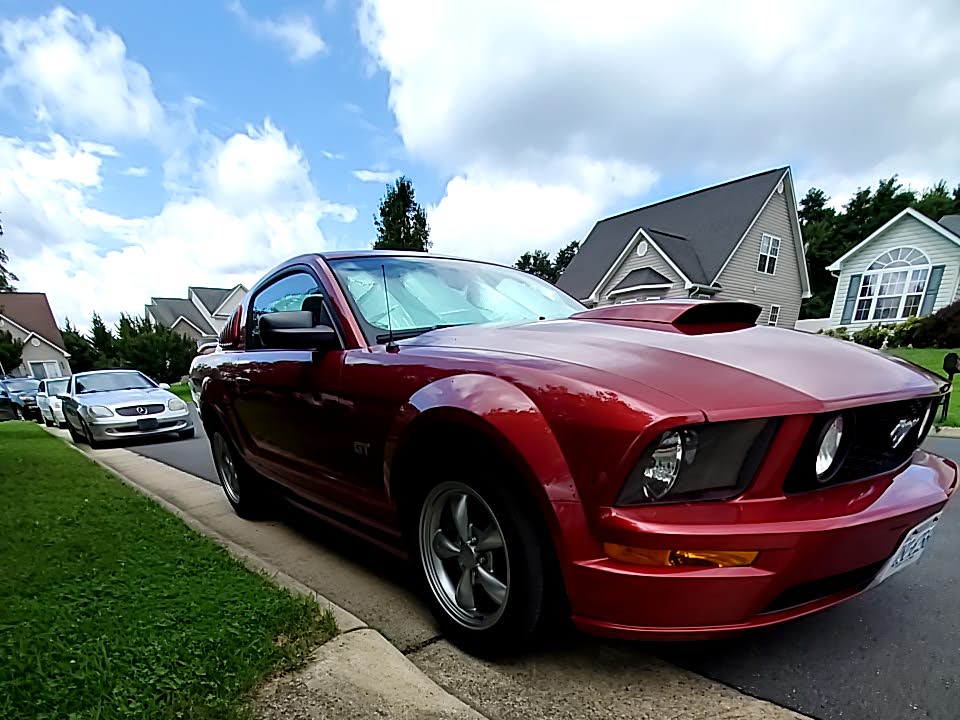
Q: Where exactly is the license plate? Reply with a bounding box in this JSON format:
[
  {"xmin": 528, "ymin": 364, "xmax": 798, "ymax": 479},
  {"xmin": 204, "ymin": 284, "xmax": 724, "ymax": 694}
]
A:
[
  {"xmin": 867, "ymin": 512, "xmax": 941, "ymax": 590},
  {"xmin": 137, "ymin": 418, "xmax": 159, "ymax": 431}
]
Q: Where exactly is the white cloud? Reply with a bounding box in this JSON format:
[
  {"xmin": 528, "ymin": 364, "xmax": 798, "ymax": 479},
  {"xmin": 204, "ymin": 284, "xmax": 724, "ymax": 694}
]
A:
[
  {"xmin": 321, "ymin": 149, "xmax": 343, "ymax": 160},
  {"xmin": 0, "ymin": 7, "xmax": 166, "ymax": 139},
  {"xmin": 121, "ymin": 166, "xmax": 148, "ymax": 177},
  {"xmin": 359, "ymin": 0, "xmax": 960, "ymax": 257},
  {"xmin": 352, "ymin": 169, "xmax": 397, "ymax": 183},
  {"xmin": 229, "ymin": 1, "xmax": 326, "ymax": 63},
  {"xmin": 2, "ymin": 123, "xmax": 356, "ymax": 331}
]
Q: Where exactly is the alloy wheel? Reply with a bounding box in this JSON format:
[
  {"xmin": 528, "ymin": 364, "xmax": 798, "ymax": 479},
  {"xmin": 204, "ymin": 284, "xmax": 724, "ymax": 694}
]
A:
[
  {"xmin": 213, "ymin": 433, "xmax": 241, "ymax": 504},
  {"xmin": 419, "ymin": 481, "xmax": 510, "ymax": 629},
  {"xmin": 14, "ymin": 408, "xmax": 24, "ymax": 421}
]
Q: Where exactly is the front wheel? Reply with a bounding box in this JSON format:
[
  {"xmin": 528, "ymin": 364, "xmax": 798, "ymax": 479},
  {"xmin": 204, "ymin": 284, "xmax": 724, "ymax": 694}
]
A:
[
  {"xmin": 414, "ymin": 471, "xmax": 552, "ymax": 655},
  {"xmin": 14, "ymin": 407, "xmax": 24, "ymax": 422},
  {"xmin": 211, "ymin": 431, "xmax": 270, "ymax": 519}
]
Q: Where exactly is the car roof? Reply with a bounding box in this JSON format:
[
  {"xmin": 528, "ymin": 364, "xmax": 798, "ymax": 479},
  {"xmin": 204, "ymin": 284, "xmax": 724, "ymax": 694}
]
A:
[{"xmin": 315, "ymin": 250, "xmax": 506, "ymax": 266}]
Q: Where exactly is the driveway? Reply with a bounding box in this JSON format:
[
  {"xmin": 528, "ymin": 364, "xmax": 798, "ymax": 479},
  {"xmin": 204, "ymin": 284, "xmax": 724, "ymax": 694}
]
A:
[{"xmin": 126, "ymin": 411, "xmax": 960, "ymax": 720}]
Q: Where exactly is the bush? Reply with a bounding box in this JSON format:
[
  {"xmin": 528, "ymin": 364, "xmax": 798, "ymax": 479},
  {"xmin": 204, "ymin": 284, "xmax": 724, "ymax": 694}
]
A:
[
  {"xmin": 852, "ymin": 324, "xmax": 889, "ymax": 349},
  {"xmin": 818, "ymin": 326, "xmax": 850, "ymax": 340},
  {"xmin": 886, "ymin": 316, "xmax": 926, "ymax": 348}
]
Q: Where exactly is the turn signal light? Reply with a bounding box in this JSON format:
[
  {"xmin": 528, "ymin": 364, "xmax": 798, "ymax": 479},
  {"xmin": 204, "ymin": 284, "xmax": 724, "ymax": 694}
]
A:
[{"xmin": 604, "ymin": 543, "xmax": 758, "ymax": 568}]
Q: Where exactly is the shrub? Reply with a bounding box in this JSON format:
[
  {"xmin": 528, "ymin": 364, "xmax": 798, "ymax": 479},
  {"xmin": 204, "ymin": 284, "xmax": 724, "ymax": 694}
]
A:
[
  {"xmin": 818, "ymin": 326, "xmax": 850, "ymax": 340},
  {"xmin": 852, "ymin": 324, "xmax": 889, "ymax": 349},
  {"xmin": 886, "ymin": 316, "xmax": 926, "ymax": 348}
]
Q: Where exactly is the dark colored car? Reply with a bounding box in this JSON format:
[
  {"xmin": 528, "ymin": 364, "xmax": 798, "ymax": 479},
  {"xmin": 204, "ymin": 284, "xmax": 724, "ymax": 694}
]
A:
[
  {"xmin": 0, "ymin": 384, "xmax": 17, "ymax": 421},
  {"xmin": 0, "ymin": 377, "xmax": 41, "ymax": 421},
  {"xmin": 191, "ymin": 251, "xmax": 957, "ymax": 653}
]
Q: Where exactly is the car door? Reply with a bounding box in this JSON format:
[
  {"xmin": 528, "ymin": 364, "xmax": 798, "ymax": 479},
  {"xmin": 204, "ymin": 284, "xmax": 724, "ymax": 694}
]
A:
[{"xmin": 233, "ymin": 268, "xmax": 354, "ymax": 509}]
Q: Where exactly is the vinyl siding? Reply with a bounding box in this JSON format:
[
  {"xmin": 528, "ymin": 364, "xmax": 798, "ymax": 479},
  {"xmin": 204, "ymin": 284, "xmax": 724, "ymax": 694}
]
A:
[
  {"xmin": 596, "ymin": 238, "xmax": 687, "ymax": 306},
  {"xmin": 827, "ymin": 215, "xmax": 960, "ymax": 328},
  {"xmin": 0, "ymin": 316, "xmax": 71, "ymax": 377},
  {"xmin": 713, "ymin": 182, "xmax": 804, "ymax": 328}
]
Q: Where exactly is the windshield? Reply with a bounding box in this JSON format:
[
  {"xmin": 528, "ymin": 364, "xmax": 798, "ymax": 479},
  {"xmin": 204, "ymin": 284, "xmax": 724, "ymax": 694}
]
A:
[
  {"xmin": 75, "ymin": 371, "xmax": 156, "ymax": 394},
  {"xmin": 47, "ymin": 379, "xmax": 69, "ymax": 395},
  {"xmin": 3, "ymin": 379, "xmax": 40, "ymax": 393},
  {"xmin": 329, "ymin": 256, "xmax": 584, "ymax": 343}
]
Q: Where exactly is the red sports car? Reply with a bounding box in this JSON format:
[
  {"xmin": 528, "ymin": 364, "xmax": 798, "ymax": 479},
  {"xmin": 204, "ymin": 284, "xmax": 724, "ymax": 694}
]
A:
[{"xmin": 191, "ymin": 251, "xmax": 956, "ymax": 652}]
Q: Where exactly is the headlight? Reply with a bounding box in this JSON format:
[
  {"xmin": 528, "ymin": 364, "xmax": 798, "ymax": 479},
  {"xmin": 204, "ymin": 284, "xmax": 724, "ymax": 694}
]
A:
[
  {"xmin": 617, "ymin": 419, "xmax": 777, "ymax": 505},
  {"xmin": 167, "ymin": 398, "xmax": 187, "ymax": 412},
  {"xmin": 87, "ymin": 405, "xmax": 114, "ymax": 418},
  {"xmin": 815, "ymin": 415, "xmax": 845, "ymax": 481},
  {"xmin": 19, "ymin": 395, "xmax": 32, "ymax": 402}
]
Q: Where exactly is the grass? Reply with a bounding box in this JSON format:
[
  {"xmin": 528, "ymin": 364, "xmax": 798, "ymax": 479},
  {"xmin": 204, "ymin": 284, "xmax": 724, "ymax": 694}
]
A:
[
  {"xmin": 885, "ymin": 347, "xmax": 959, "ymax": 427},
  {"xmin": 169, "ymin": 381, "xmax": 193, "ymax": 404},
  {"xmin": 0, "ymin": 422, "xmax": 336, "ymax": 720}
]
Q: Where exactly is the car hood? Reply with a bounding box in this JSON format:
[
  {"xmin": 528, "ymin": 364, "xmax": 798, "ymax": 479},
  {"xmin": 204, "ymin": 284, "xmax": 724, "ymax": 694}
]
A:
[
  {"xmin": 407, "ymin": 319, "xmax": 945, "ymax": 419},
  {"xmin": 75, "ymin": 387, "xmax": 174, "ymax": 407}
]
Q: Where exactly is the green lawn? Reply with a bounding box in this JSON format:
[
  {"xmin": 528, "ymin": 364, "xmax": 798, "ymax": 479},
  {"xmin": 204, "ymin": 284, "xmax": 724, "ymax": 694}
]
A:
[
  {"xmin": 0, "ymin": 423, "xmax": 335, "ymax": 719},
  {"xmin": 885, "ymin": 347, "xmax": 959, "ymax": 427},
  {"xmin": 169, "ymin": 381, "xmax": 193, "ymax": 404}
]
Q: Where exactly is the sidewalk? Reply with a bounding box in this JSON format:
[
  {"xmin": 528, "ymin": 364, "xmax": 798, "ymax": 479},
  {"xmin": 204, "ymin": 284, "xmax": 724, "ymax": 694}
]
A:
[{"xmin": 48, "ymin": 428, "xmax": 809, "ymax": 720}]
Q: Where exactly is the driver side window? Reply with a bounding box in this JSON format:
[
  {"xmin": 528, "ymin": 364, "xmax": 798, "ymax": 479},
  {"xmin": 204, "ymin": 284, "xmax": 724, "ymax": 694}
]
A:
[{"xmin": 249, "ymin": 271, "xmax": 332, "ymax": 349}]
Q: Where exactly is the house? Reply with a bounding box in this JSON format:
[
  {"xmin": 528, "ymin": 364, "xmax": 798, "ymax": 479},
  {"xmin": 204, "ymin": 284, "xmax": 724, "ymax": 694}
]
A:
[
  {"xmin": 556, "ymin": 167, "xmax": 811, "ymax": 328},
  {"xmin": 145, "ymin": 285, "xmax": 247, "ymax": 343},
  {"xmin": 0, "ymin": 292, "xmax": 72, "ymax": 378},
  {"xmin": 825, "ymin": 208, "xmax": 960, "ymax": 328}
]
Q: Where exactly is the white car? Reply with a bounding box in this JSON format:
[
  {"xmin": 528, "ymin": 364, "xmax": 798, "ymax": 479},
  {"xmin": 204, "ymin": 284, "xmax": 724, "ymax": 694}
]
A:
[{"xmin": 37, "ymin": 377, "xmax": 69, "ymax": 427}]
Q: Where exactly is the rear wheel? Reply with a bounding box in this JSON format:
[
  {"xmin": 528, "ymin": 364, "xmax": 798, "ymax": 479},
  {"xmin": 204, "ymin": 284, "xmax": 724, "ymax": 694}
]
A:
[
  {"xmin": 410, "ymin": 461, "xmax": 553, "ymax": 655},
  {"xmin": 211, "ymin": 431, "xmax": 270, "ymax": 519}
]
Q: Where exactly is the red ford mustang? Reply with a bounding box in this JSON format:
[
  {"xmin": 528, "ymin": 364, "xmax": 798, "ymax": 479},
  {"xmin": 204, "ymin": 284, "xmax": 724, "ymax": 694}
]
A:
[{"xmin": 191, "ymin": 251, "xmax": 956, "ymax": 652}]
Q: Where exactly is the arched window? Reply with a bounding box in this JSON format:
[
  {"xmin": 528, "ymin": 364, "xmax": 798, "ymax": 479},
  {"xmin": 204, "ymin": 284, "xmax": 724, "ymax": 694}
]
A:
[{"xmin": 854, "ymin": 247, "xmax": 930, "ymax": 322}]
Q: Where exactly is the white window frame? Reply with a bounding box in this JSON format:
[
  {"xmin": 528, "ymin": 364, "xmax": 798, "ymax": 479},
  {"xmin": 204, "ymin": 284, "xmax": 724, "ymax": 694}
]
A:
[
  {"xmin": 853, "ymin": 247, "xmax": 931, "ymax": 323},
  {"xmin": 768, "ymin": 305, "xmax": 781, "ymax": 326},
  {"xmin": 757, "ymin": 233, "xmax": 780, "ymax": 275},
  {"xmin": 29, "ymin": 360, "xmax": 61, "ymax": 379}
]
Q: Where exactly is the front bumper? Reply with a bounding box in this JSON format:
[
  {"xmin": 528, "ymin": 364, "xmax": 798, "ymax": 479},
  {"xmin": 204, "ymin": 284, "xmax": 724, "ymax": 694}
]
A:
[
  {"xmin": 566, "ymin": 450, "xmax": 957, "ymax": 640},
  {"xmin": 87, "ymin": 410, "xmax": 193, "ymax": 441}
]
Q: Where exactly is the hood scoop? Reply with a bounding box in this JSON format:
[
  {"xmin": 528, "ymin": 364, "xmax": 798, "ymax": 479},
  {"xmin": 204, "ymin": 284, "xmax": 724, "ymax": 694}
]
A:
[{"xmin": 571, "ymin": 300, "xmax": 761, "ymax": 333}]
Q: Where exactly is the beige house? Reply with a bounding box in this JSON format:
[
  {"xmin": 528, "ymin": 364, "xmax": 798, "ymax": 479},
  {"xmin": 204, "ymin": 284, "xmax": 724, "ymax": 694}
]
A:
[
  {"xmin": 145, "ymin": 285, "xmax": 247, "ymax": 343},
  {"xmin": 0, "ymin": 292, "xmax": 72, "ymax": 378},
  {"xmin": 557, "ymin": 167, "xmax": 811, "ymax": 328}
]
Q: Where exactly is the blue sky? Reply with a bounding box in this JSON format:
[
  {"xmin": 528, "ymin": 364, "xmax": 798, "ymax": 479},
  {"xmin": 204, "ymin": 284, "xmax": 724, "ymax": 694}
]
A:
[{"xmin": 0, "ymin": 1, "xmax": 958, "ymax": 328}]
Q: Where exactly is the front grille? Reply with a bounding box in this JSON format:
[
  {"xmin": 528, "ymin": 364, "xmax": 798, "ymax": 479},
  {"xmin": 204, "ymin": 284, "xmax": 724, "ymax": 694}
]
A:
[
  {"xmin": 785, "ymin": 396, "xmax": 937, "ymax": 493},
  {"xmin": 115, "ymin": 404, "xmax": 165, "ymax": 417},
  {"xmin": 761, "ymin": 561, "xmax": 884, "ymax": 614}
]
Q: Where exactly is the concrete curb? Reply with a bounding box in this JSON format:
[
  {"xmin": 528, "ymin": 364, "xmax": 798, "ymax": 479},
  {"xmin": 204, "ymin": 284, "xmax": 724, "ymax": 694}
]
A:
[
  {"xmin": 932, "ymin": 426, "xmax": 960, "ymax": 438},
  {"xmin": 41, "ymin": 427, "xmax": 487, "ymax": 720}
]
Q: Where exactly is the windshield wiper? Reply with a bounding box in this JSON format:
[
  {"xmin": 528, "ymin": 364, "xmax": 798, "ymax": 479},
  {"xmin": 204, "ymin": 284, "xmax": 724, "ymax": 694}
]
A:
[{"xmin": 375, "ymin": 324, "xmax": 465, "ymax": 344}]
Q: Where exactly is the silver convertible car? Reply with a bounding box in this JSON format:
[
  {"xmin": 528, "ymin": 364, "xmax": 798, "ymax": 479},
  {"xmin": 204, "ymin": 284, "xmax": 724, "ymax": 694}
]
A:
[{"xmin": 62, "ymin": 369, "xmax": 194, "ymax": 447}]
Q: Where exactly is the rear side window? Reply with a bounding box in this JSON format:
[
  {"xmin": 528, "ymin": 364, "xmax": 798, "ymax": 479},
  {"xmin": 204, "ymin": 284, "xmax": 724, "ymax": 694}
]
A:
[{"xmin": 249, "ymin": 271, "xmax": 326, "ymax": 349}]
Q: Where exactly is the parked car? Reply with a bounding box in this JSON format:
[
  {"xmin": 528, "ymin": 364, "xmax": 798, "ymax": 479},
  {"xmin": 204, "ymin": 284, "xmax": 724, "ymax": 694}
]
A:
[
  {"xmin": 191, "ymin": 251, "xmax": 957, "ymax": 653},
  {"xmin": 62, "ymin": 369, "xmax": 194, "ymax": 447},
  {"xmin": 0, "ymin": 384, "xmax": 17, "ymax": 421},
  {"xmin": 0, "ymin": 377, "xmax": 41, "ymax": 420},
  {"xmin": 37, "ymin": 377, "xmax": 70, "ymax": 427}
]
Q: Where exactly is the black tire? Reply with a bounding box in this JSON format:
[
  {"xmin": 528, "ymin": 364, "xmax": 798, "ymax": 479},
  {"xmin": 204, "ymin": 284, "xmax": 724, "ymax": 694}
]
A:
[
  {"xmin": 210, "ymin": 430, "xmax": 270, "ymax": 519},
  {"xmin": 177, "ymin": 427, "xmax": 196, "ymax": 440},
  {"xmin": 81, "ymin": 419, "xmax": 103, "ymax": 449},
  {"xmin": 13, "ymin": 407, "xmax": 25, "ymax": 422},
  {"xmin": 68, "ymin": 420, "xmax": 85, "ymax": 444},
  {"xmin": 406, "ymin": 457, "xmax": 554, "ymax": 655}
]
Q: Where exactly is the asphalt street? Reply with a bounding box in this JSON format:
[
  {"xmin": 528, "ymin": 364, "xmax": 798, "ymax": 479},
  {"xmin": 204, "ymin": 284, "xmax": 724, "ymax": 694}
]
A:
[{"xmin": 126, "ymin": 409, "xmax": 960, "ymax": 720}]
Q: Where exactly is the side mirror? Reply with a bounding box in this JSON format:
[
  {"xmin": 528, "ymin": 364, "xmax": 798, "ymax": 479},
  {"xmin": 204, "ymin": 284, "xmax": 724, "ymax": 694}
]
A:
[
  {"xmin": 159, "ymin": 382, "xmax": 171, "ymax": 390},
  {"xmin": 259, "ymin": 311, "xmax": 339, "ymax": 350},
  {"xmin": 943, "ymin": 352, "xmax": 959, "ymax": 377}
]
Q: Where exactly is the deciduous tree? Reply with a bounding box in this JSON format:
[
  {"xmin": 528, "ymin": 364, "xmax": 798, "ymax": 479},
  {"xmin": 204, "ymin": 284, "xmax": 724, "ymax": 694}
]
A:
[{"xmin": 0, "ymin": 329, "xmax": 24, "ymax": 374}]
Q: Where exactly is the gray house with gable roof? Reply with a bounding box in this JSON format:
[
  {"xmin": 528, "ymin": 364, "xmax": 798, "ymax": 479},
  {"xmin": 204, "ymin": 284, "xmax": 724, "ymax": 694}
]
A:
[
  {"xmin": 557, "ymin": 167, "xmax": 811, "ymax": 328},
  {"xmin": 145, "ymin": 285, "xmax": 247, "ymax": 343}
]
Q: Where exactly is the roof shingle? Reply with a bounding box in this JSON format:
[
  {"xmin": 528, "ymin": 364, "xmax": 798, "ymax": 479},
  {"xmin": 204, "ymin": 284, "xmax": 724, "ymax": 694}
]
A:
[
  {"xmin": 0, "ymin": 292, "xmax": 67, "ymax": 350},
  {"xmin": 557, "ymin": 167, "xmax": 788, "ymax": 299}
]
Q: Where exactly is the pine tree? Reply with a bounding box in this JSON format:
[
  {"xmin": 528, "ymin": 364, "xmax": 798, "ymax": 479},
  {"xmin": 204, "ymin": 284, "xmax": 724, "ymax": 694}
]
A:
[{"xmin": 372, "ymin": 177, "xmax": 431, "ymax": 251}]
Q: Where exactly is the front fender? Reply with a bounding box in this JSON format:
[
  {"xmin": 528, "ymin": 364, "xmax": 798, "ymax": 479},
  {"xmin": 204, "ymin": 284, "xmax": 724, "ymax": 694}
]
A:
[{"xmin": 385, "ymin": 373, "xmax": 595, "ymax": 566}]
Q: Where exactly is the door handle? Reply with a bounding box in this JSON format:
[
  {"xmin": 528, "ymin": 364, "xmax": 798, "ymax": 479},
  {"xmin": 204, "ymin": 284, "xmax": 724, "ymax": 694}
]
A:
[{"xmin": 234, "ymin": 377, "xmax": 251, "ymax": 393}]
